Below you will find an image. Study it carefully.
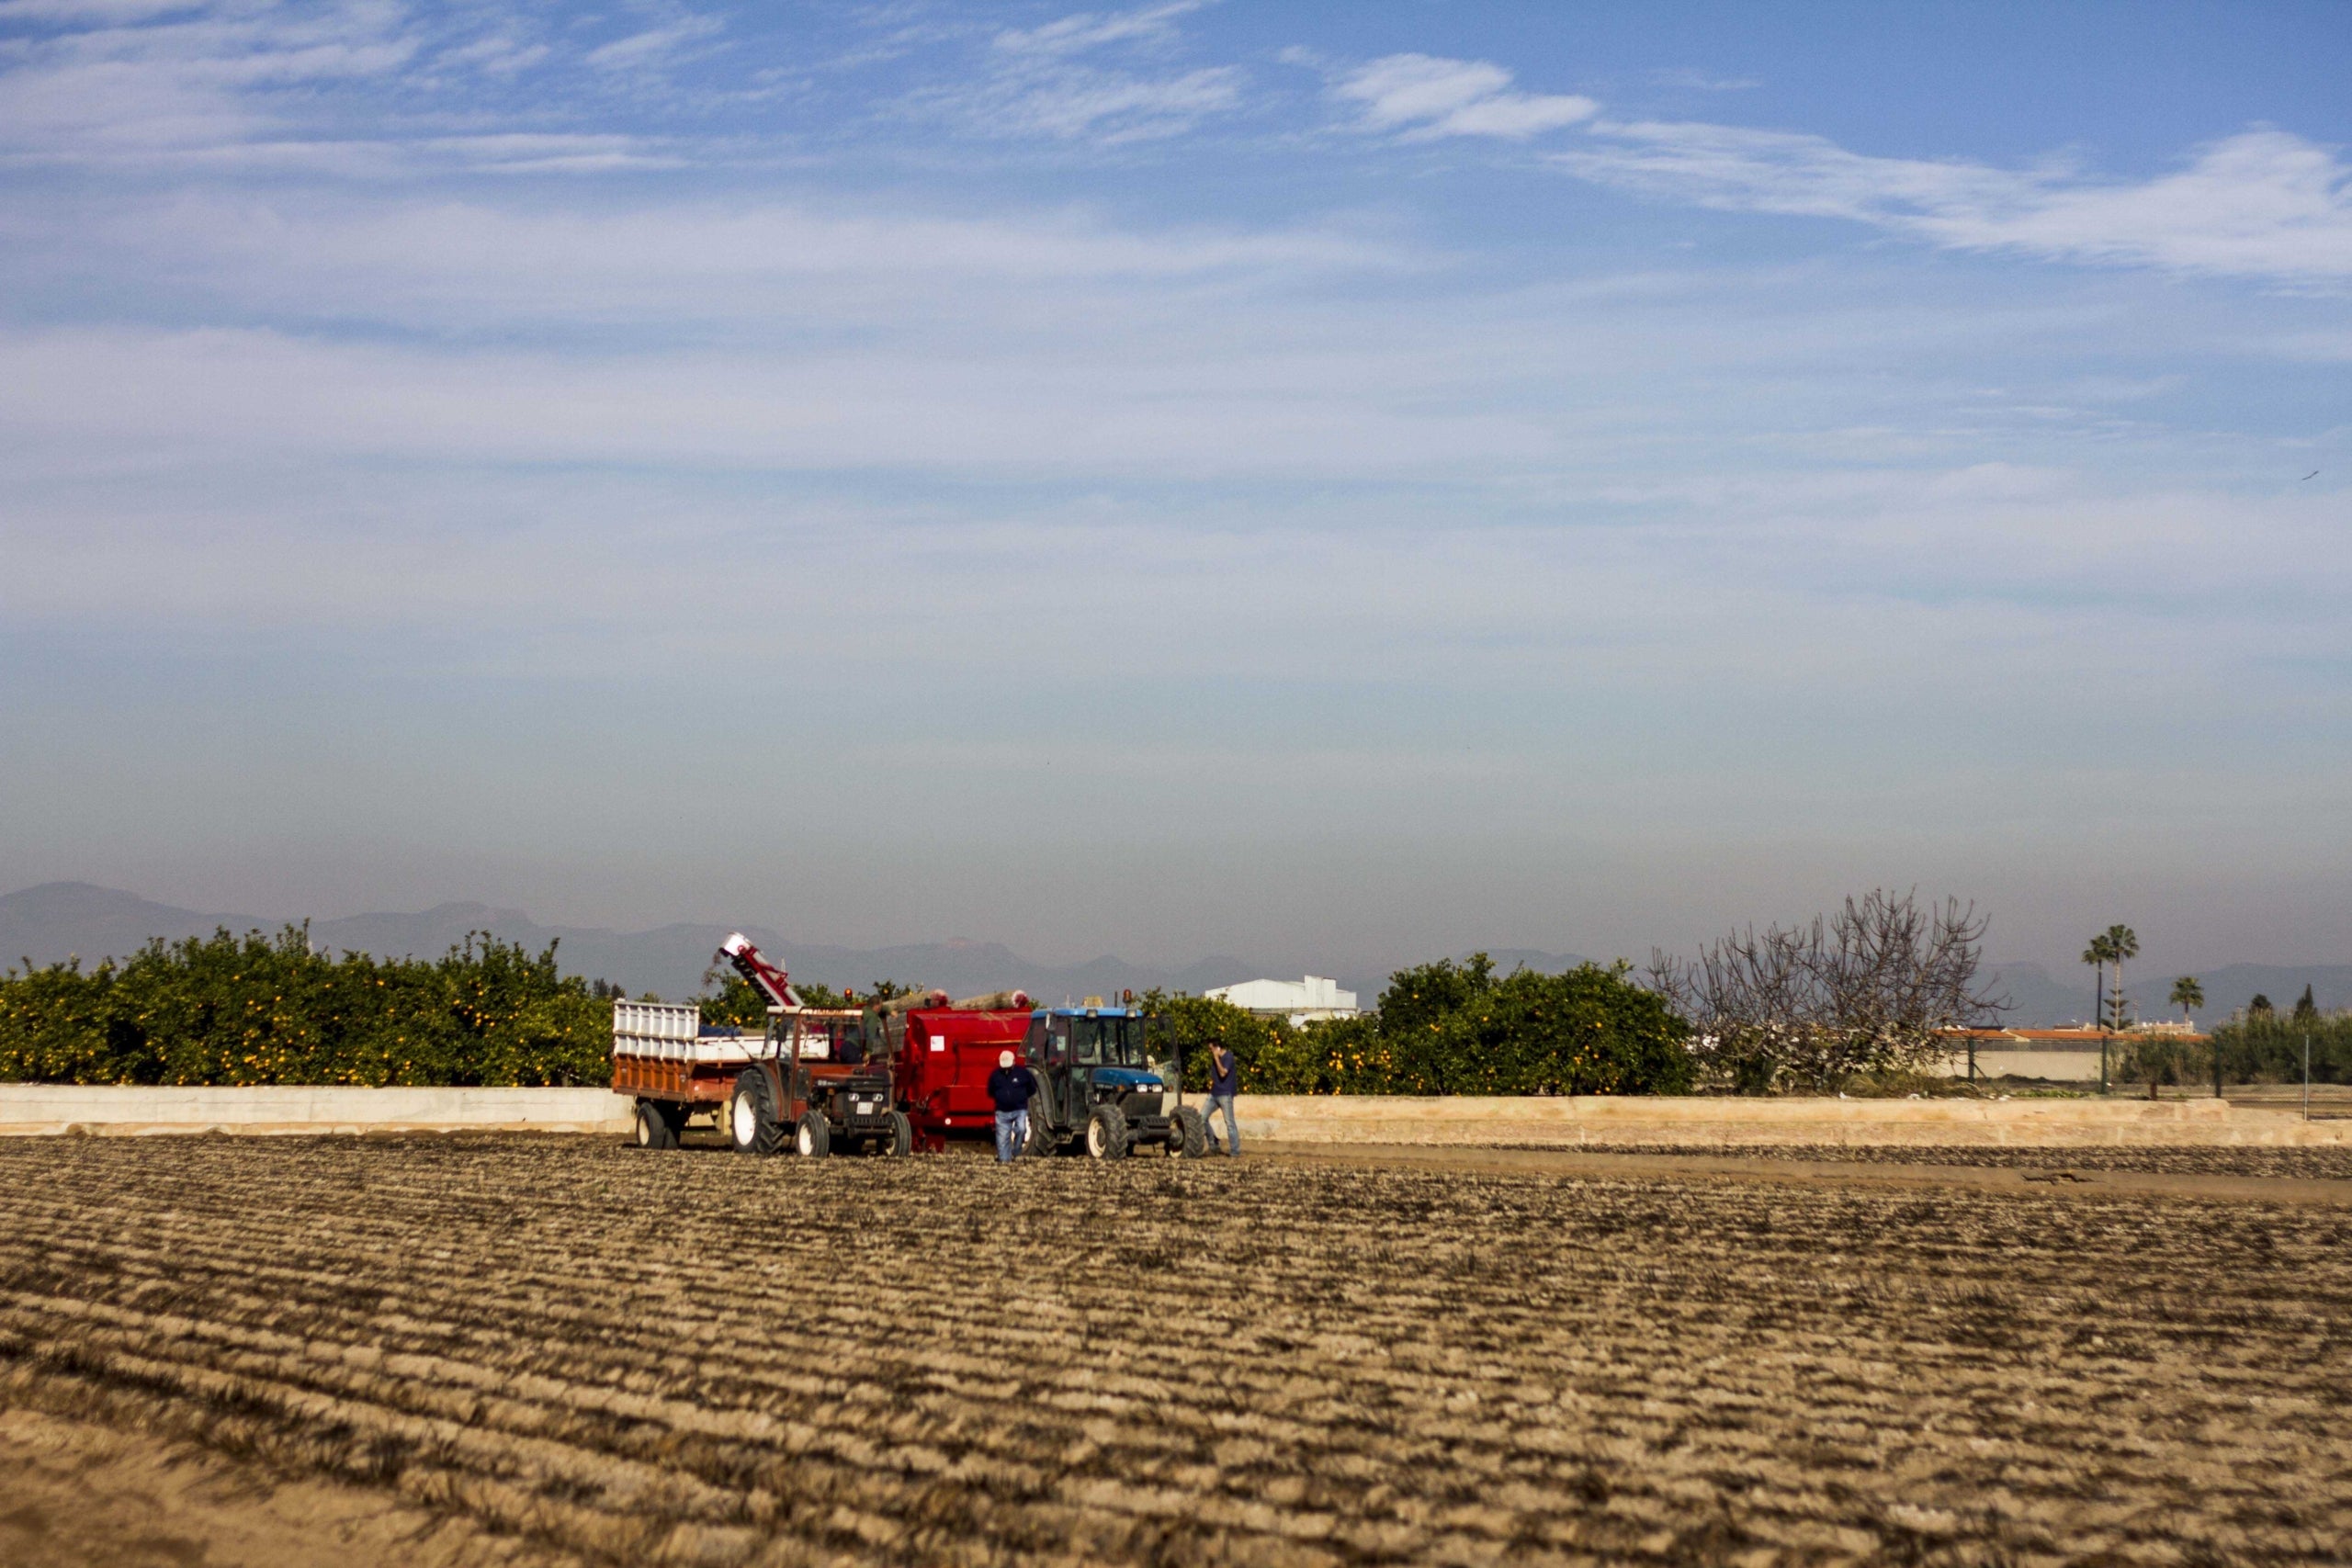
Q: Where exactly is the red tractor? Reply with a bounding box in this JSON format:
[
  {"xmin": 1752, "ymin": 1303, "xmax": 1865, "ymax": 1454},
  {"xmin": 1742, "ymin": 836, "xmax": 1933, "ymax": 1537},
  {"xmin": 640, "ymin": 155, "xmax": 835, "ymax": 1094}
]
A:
[{"xmin": 612, "ymin": 932, "xmax": 910, "ymax": 1156}]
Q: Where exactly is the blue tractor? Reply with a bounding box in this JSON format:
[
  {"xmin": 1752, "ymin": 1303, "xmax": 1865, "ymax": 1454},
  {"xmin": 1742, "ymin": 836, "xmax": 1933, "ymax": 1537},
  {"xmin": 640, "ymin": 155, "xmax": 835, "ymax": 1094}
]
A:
[{"xmin": 1020, "ymin": 1004, "xmax": 1208, "ymax": 1159}]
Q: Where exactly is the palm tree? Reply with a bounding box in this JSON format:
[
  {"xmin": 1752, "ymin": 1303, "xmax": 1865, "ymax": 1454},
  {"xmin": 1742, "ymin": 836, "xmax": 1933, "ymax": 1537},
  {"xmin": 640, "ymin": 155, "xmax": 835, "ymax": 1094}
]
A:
[
  {"xmin": 2102, "ymin": 924, "xmax": 2140, "ymax": 1030},
  {"xmin": 2082, "ymin": 933, "xmax": 2113, "ymax": 1027},
  {"xmin": 2168, "ymin": 976, "xmax": 2204, "ymax": 1024}
]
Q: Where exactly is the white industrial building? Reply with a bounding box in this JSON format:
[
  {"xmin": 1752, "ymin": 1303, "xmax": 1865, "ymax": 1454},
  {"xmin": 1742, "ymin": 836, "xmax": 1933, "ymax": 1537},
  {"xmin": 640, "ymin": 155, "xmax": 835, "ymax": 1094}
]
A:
[{"xmin": 1203, "ymin": 975, "xmax": 1360, "ymax": 1027}]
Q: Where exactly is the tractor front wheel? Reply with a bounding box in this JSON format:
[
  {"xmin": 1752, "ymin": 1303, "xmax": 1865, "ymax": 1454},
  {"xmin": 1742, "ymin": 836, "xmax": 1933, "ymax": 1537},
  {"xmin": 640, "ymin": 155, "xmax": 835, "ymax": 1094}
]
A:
[
  {"xmin": 883, "ymin": 1111, "xmax": 913, "ymax": 1156},
  {"xmin": 1085, "ymin": 1106, "xmax": 1131, "ymax": 1161},
  {"xmin": 794, "ymin": 1110, "xmax": 832, "ymax": 1158},
  {"xmin": 729, "ymin": 1072, "xmax": 786, "ymax": 1156},
  {"xmin": 1169, "ymin": 1106, "xmax": 1208, "ymax": 1159}
]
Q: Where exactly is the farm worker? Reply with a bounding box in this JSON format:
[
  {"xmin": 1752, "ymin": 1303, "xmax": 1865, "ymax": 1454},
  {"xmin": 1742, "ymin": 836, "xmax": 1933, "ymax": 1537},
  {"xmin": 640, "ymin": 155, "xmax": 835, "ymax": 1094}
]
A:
[
  {"xmin": 1204, "ymin": 1038, "xmax": 1241, "ymax": 1156},
  {"xmin": 987, "ymin": 1049, "xmax": 1039, "ymax": 1164}
]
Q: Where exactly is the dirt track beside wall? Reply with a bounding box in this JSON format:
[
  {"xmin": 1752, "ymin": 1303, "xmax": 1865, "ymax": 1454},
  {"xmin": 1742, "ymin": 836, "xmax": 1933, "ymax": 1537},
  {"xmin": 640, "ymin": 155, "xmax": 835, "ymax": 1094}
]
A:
[{"xmin": 3, "ymin": 1134, "xmax": 2349, "ymax": 1565}]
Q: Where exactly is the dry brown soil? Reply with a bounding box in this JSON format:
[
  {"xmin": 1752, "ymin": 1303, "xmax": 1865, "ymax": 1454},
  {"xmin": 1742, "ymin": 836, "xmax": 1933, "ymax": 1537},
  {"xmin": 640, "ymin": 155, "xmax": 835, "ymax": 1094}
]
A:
[{"xmin": 3, "ymin": 1134, "xmax": 2348, "ymax": 1566}]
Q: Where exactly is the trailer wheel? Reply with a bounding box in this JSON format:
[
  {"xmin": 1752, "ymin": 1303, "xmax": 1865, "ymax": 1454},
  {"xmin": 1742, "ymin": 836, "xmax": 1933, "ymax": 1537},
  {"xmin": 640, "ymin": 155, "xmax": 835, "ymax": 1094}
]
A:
[
  {"xmin": 729, "ymin": 1071, "xmax": 786, "ymax": 1156},
  {"xmin": 794, "ymin": 1110, "xmax": 832, "ymax": 1158},
  {"xmin": 1085, "ymin": 1106, "xmax": 1131, "ymax": 1161},
  {"xmin": 882, "ymin": 1111, "xmax": 913, "ymax": 1157},
  {"xmin": 633, "ymin": 1100, "xmax": 678, "ymax": 1150},
  {"xmin": 1169, "ymin": 1106, "xmax": 1208, "ymax": 1159}
]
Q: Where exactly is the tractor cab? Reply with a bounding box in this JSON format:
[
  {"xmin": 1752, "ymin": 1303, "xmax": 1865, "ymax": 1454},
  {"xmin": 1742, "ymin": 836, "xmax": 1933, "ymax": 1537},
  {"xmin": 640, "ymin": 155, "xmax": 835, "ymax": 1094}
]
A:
[{"xmin": 1022, "ymin": 1004, "xmax": 1205, "ymax": 1159}]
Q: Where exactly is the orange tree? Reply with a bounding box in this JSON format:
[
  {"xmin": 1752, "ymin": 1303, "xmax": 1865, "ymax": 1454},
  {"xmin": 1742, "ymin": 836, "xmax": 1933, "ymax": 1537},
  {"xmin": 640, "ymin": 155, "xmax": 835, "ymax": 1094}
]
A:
[
  {"xmin": 1142, "ymin": 953, "xmax": 1690, "ymax": 1096},
  {"xmin": 0, "ymin": 926, "xmax": 609, "ymax": 1086}
]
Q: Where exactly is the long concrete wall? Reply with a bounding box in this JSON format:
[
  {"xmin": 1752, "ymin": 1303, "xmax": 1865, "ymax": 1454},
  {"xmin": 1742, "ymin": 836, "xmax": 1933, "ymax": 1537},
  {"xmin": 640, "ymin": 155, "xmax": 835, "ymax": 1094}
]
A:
[
  {"xmin": 1231, "ymin": 1093, "xmax": 2350, "ymax": 1148},
  {"xmin": 4, "ymin": 1086, "xmax": 2343, "ymax": 1147},
  {"xmin": 1934, "ymin": 1049, "xmax": 2104, "ymax": 1082},
  {"xmin": 0, "ymin": 1085, "xmax": 633, "ymax": 1137}
]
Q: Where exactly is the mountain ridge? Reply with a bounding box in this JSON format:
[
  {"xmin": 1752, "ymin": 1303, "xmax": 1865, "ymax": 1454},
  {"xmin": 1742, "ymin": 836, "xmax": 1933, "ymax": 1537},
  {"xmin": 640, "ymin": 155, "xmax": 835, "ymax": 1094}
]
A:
[{"xmin": 6, "ymin": 884, "xmax": 2340, "ymax": 1025}]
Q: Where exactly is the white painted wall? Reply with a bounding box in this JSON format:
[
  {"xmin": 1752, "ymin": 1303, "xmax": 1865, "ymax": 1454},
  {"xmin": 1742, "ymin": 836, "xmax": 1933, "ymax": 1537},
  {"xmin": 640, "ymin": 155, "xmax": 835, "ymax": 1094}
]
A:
[{"xmin": 0, "ymin": 1086, "xmax": 633, "ymax": 1136}]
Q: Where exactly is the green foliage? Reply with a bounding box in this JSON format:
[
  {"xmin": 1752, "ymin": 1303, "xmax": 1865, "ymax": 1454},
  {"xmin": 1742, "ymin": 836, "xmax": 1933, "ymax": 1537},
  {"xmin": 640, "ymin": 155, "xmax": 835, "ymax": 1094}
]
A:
[
  {"xmin": 691, "ymin": 970, "xmax": 904, "ymax": 1023},
  {"xmin": 1137, "ymin": 992, "xmax": 1291, "ymax": 1092},
  {"xmin": 0, "ymin": 925, "xmax": 610, "ymax": 1087},
  {"xmin": 2206, "ymin": 1010, "xmax": 2352, "ymax": 1085},
  {"xmin": 694, "ymin": 973, "xmax": 774, "ymax": 1029},
  {"xmin": 2168, "ymin": 976, "xmax": 2204, "ymax": 1020},
  {"xmin": 2112, "ymin": 1032, "xmax": 2206, "ymax": 1090},
  {"xmin": 1145, "ymin": 953, "xmax": 1690, "ymax": 1097}
]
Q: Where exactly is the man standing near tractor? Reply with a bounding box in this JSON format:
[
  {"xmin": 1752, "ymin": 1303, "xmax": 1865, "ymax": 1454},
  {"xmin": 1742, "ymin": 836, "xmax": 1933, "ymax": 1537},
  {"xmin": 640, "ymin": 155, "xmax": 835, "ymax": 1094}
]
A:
[
  {"xmin": 988, "ymin": 1049, "xmax": 1039, "ymax": 1163},
  {"xmin": 1204, "ymin": 1037, "xmax": 1241, "ymax": 1156}
]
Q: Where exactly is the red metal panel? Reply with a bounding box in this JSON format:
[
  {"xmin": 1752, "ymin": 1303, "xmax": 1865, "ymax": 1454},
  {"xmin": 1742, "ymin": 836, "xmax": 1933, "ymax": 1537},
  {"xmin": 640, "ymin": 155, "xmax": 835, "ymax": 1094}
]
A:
[{"xmin": 899, "ymin": 1009, "xmax": 1029, "ymax": 1145}]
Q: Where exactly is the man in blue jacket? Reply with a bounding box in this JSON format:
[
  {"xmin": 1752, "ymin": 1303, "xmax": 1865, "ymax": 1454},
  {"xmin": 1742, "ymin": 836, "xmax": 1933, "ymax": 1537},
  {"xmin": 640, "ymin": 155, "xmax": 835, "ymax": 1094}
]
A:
[
  {"xmin": 1204, "ymin": 1037, "xmax": 1241, "ymax": 1156},
  {"xmin": 987, "ymin": 1049, "xmax": 1040, "ymax": 1163}
]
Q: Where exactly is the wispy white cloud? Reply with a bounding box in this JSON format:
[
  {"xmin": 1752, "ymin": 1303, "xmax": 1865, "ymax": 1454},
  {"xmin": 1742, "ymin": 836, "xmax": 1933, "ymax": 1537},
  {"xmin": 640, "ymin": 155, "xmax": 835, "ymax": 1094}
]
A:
[
  {"xmin": 991, "ymin": 0, "xmax": 1203, "ymax": 58},
  {"xmin": 1556, "ymin": 122, "xmax": 2352, "ymax": 283},
  {"xmin": 913, "ymin": 0, "xmax": 1242, "ymax": 143},
  {"xmin": 1650, "ymin": 67, "xmax": 1758, "ymax": 93},
  {"xmin": 0, "ymin": 0, "xmax": 419, "ymax": 158},
  {"xmin": 1334, "ymin": 53, "xmax": 1595, "ymax": 141},
  {"xmin": 583, "ymin": 12, "xmax": 724, "ymax": 74},
  {"xmin": 436, "ymin": 33, "xmax": 548, "ymax": 78},
  {"xmin": 19, "ymin": 190, "xmax": 1401, "ymax": 321}
]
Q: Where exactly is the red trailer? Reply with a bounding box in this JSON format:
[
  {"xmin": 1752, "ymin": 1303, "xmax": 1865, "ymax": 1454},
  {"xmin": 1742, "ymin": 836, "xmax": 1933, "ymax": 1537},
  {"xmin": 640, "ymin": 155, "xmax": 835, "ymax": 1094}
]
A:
[{"xmin": 865, "ymin": 990, "xmax": 1033, "ymax": 1152}]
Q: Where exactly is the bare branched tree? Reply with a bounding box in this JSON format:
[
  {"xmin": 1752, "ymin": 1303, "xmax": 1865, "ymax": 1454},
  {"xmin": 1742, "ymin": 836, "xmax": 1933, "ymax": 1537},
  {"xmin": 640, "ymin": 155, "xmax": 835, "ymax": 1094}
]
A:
[{"xmin": 1648, "ymin": 889, "xmax": 2009, "ymax": 1093}]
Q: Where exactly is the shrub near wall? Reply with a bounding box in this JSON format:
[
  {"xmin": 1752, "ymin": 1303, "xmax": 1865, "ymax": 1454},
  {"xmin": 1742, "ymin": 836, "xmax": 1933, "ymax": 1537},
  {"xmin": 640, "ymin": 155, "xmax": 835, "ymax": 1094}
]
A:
[
  {"xmin": 1147, "ymin": 954, "xmax": 1690, "ymax": 1096},
  {"xmin": 2206, "ymin": 1012, "xmax": 2352, "ymax": 1086},
  {"xmin": 0, "ymin": 926, "xmax": 610, "ymax": 1087}
]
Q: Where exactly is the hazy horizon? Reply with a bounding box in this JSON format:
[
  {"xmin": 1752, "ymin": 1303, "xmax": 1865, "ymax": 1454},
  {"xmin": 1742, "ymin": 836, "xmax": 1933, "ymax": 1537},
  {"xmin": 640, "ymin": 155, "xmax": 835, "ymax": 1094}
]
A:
[{"xmin": 5, "ymin": 3, "xmax": 2347, "ymax": 978}]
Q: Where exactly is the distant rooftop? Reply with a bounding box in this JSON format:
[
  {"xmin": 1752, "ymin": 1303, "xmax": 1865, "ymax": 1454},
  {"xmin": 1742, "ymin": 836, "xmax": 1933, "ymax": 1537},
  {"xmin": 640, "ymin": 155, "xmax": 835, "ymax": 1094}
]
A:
[{"xmin": 1204, "ymin": 975, "xmax": 1361, "ymax": 1024}]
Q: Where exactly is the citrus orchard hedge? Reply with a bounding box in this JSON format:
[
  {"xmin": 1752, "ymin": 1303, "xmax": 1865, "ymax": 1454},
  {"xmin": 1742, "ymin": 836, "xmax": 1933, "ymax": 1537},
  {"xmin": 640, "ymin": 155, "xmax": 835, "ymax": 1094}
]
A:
[
  {"xmin": 4, "ymin": 936, "xmax": 1691, "ymax": 1096},
  {"xmin": 1149, "ymin": 954, "xmax": 1691, "ymax": 1097},
  {"xmin": 0, "ymin": 926, "xmax": 610, "ymax": 1087}
]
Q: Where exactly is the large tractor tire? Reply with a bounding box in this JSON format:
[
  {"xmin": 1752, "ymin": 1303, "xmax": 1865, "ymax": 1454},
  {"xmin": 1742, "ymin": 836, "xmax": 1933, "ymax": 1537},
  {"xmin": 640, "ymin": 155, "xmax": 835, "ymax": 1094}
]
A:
[
  {"xmin": 1169, "ymin": 1106, "xmax": 1209, "ymax": 1159},
  {"xmin": 1085, "ymin": 1105, "xmax": 1131, "ymax": 1161},
  {"xmin": 729, "ymin": 1071, "xmax": 786, "ymax": 1156},
  {"xmin": 633, "ymin": 1100, "xmax": 678, "ymax": 1150},
  {"xmin": 883, "ymin": 1111, "xmax": 913, "ymax": 1157},
  {"xmin": 1024, "ymin": 1107, "xmax": 1061, "ymax": 1158},
  {"xmin": 794, "ymin": 1109, "xmax": 832, "ymax": 1158}
]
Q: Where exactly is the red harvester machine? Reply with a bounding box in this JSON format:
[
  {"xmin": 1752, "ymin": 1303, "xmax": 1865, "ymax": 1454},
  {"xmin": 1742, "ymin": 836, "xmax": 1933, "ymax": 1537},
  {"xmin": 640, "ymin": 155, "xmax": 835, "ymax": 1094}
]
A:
[
  {"xmin": 612, "ymin": 931, "xmax": 1031, "ymax": 1156},
  {"xmin": 865, "ymin": 988, "xmax": 1034, "ymax": 1152}
]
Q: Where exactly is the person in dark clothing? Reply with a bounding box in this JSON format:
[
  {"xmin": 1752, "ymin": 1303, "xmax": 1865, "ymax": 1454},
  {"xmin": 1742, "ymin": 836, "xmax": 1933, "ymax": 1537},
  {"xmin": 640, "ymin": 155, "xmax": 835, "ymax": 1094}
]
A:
[
  {"xmin": 1203, "ymin": 1037, "xmax": 1241, "ymax": 1156},
  {"xmin": 987, "ymin": 1049, "xmax": 1039, "ymax": 1163}
]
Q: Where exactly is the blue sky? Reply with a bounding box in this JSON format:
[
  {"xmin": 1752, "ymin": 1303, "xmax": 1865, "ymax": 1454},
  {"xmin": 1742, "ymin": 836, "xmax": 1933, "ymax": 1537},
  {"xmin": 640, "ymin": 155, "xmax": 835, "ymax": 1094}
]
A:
[{"xmin": 2, "ymin": 0, "xmax": 2348, "ymax": 977}]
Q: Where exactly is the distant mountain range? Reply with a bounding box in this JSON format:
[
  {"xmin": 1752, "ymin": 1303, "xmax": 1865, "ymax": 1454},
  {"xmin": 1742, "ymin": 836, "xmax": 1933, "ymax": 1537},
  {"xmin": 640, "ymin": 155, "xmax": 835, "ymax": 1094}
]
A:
[
  {"xmin": 4, "ymin": 883, "xmax": 2340, "ymax": 1026},
  {"xmin": 0, "ymin": 883, "xmax": 1273, "ymax": 1004},
  {"xmin": 1978, "ymin": 959, "xmax": 2351, "ymax": 1031}
]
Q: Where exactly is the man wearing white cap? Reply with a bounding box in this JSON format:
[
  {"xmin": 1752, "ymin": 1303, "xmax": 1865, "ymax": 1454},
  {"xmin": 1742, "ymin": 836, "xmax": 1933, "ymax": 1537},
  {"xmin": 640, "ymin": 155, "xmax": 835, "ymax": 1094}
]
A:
[{"xmin": 986, "ymin": 1048, "xmax": 1041, "ymax": 1164}]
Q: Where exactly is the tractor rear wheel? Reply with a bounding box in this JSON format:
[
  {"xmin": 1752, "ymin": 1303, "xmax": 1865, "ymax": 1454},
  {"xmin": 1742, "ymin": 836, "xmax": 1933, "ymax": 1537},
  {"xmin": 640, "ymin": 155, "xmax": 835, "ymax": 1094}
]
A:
[
  {"xmin": 794, "ymin": 1109, "xmax": 832, "ymax": 1158},
  {"xmin": 883, "ymin": 1111, "xmax": 913, "ymax": 1156},
  {"xmin": 634, "ymin": 1100, "xmax": 677, "ymax": 1150},
  {"xmin": 729, "ymin": 1071, "xmax": 786, "ymax": 1156},
  {"xmin": 1170, "ymin": 1106, "xmax": 1208, "ymax": 1158},
  {"xmin": 1024, "ymin": 1109, "xmax": 1059, "ymax": 1158},
  {"xmin": 1085, "ymin": 1106, "xmax": 1131, "ymax": 1160}
]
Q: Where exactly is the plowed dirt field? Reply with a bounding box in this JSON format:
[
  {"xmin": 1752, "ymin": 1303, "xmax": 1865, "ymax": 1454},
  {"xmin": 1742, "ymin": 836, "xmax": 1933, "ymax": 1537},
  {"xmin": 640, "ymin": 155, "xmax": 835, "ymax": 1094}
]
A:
[{"xmin": 3, "ymin": 1134, "xmax": 2348, "ymax": 1567}]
